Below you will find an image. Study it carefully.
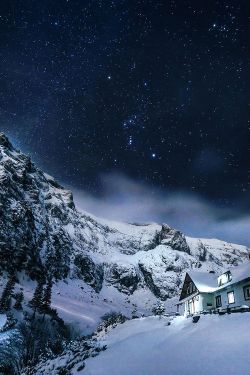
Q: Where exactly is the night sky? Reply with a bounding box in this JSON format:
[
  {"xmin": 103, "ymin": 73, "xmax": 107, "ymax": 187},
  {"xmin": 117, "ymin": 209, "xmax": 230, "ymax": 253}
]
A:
[{"xmin": 0, "ymin": 1, "xmax": 249, "ymax": 232}]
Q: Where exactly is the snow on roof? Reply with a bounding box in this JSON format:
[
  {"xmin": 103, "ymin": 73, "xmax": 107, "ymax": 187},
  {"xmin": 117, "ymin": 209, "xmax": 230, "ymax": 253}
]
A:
[
  {"xmin": 217, "ymin": 262, "xmax": 250, "ymax": 290},
  {"xmin": 187, "ymin": 270, "xmax": 218, "ymax": 293},
  {"xmin": 229, "ymin": 262, "xmax": 250, "ymax": 283},
  {"xmin": 187, "ymin": 262, "xmax": 250, "ymax": 293}
]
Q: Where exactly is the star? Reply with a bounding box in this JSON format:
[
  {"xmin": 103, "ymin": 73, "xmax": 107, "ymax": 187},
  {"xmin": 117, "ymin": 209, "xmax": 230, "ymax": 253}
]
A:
[
  {"xmin": 128, "ymin": 136, "xmax": 133, "ymax": 146},
  {"xmin": 0, "ymin": 0, "xmax": 248, "ymax": 229}
]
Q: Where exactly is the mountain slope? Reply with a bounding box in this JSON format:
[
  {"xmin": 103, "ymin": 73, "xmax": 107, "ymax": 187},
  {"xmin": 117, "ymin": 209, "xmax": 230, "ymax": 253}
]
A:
[{"xmin": 0, "ymin": 132, "xmax": 249, "ymax": 329}]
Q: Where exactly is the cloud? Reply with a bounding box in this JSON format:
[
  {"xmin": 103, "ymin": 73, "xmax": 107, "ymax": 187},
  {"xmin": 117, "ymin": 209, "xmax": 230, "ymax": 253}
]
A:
[{"xmin": 71, "ymin": 173, "xmax": 250, "ymax": 247}]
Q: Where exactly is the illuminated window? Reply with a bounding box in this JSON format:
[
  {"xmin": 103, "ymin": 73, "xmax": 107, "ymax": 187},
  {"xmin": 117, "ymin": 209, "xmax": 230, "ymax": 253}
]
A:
[
  {"xmin": 218, "ymin": 271, "xmax": 232, "ymax": 286},
  {"xmin": 216, "ymin": 295, "xmax": 222, "ymax": 307},
  {"xmin": 243, "ymin": 285, "xmax": 250, "ymax": 300},
  {"xmin": 227, "ymin": 291, "xmax": 235, "ymax": 304}
]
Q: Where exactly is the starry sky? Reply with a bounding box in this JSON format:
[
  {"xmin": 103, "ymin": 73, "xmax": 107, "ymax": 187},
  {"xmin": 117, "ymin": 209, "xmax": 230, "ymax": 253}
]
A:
[{"xmin": 0, "ymin": 1, "xmax": 249, "ymax": 241}]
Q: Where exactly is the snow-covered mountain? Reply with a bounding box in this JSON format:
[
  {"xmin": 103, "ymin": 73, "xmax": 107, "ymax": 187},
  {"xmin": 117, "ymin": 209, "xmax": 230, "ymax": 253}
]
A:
[{"xmin": 0, "ymin": 132, "xmax": 249, "ymax": 329}]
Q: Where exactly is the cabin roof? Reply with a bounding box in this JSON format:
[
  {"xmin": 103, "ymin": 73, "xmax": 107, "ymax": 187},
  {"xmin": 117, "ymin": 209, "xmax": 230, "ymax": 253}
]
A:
[
  {"xmin": 180, "ymin": 262, "xmax": 250, "ymax": 300},
  {"xmin": 217, "ymin": 262, "xmax": 250, "ymax": 290},
  {"xmin": 187, "ymin": 270, "xmax": 218, "ymax": 293},
  {"xmin": 230, "ymin": 262, "xmax": 250, "ymax": 283}
]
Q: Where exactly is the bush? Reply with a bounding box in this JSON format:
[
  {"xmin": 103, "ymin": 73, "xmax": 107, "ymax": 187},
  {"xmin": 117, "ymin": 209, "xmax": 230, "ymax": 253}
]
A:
[
  {"xmin": 152, "ymin": 302, "xmax": 165, "ymax": 317},
  {"xmin": 100, "ymin": 312, "xmax": 127, "ymax": 329}
]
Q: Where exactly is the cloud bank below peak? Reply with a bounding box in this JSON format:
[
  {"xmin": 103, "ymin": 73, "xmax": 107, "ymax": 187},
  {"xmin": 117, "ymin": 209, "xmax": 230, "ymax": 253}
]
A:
[{"xmin": 72, "ymin": 173, "xmax": 250, "ymax": 247}]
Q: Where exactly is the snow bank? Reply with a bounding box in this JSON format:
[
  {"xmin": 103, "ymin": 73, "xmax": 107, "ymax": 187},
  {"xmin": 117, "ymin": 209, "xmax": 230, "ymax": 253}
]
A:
[{"xmin": 81, "ymin": 313, "xmax": 250, "ymax": 375}]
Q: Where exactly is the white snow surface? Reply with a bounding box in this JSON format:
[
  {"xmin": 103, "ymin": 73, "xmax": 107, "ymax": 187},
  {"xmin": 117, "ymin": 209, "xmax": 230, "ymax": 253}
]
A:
[
  {"xmin": 81, "ymin": 313, "xmax": 250, "ymax": 375},
  {"xmin": 0, "ymin": 314, "xmax": 6, "ymax": 330},
  {"xmin": 20, "ymin": 275, "xmax": 177, "ymax": 334},
  {"xmin": 221, "ymin": 261, "xmax": 250, "ymax": 287},
  {"xmin": 187, "ymin": 269, "xmax": 218, "ymax": 292}
]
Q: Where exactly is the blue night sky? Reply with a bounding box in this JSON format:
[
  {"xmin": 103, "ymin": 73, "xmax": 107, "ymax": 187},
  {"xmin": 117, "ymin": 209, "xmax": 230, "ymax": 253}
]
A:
[{"xmin": 0, "ymin": 0, "xmax": 249, "ymax": 244}]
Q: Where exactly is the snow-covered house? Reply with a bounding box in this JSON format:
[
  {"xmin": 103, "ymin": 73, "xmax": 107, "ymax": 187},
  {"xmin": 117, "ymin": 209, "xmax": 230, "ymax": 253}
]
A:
[{"xmin": 179, "ymin": 263, "xmax": 250, "ymax": 315}]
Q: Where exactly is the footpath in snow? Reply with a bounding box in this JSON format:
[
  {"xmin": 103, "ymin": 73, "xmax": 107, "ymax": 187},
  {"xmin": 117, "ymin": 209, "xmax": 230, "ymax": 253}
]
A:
[{"xmin": 81, "ymin": 313, "xmax": 250, "ymax": 375}]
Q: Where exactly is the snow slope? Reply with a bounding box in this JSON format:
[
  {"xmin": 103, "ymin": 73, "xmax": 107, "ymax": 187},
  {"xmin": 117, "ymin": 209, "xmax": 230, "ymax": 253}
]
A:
[
  {"xmin": 0, "ymin": 132, "xmax": 250, "ymax": 331},
  {"xmin": 82, "ymin": 313, "xmax": 250, "ymax": 375}
]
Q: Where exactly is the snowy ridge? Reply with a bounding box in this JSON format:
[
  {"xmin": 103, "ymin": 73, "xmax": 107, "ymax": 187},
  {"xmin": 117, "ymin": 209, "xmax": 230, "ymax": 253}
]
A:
[{"xmin": 0, "ymin": 132, "xmax": 249, "ymax": 330}]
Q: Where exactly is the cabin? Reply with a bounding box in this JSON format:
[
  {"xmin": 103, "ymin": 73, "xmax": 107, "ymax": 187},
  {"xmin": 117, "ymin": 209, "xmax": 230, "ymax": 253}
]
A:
[{"xmin": 179, "ymin": 262, "xmax": 250, "ymax": 316}]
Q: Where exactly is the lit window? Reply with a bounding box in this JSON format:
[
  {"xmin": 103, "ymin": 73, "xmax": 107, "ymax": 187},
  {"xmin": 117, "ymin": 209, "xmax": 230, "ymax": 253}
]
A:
[
  {"xmin": 216, "ymin": 295, "xmax": 222, "ymax": 307},
  {"xmin": 227, "ymin": 291, "xmax": 235, "ymax": 304},
  {"xmin": 218, "ymin": 271, "xmax": 231, "ymax": 286},
  {"xmin": 243, "ymin": 285, "xmax": 250, "ymax": 300}
]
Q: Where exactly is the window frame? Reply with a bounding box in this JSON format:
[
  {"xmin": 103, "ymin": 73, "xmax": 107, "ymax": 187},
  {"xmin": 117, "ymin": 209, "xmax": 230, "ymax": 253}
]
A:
[
  {"xmin": 227, "ymin": 291, "xmax": 235, "ymax": 304},
  {"xmin": 218, "ymin": 271, "xmax": 232, "ymax": 287},
  {"xmin": 215, "ymin": 295, "xmax": 222, "ymax": 308},
  {"xmin": 243, "ymin": 285, "xmax": 250, "ymax": 301}
]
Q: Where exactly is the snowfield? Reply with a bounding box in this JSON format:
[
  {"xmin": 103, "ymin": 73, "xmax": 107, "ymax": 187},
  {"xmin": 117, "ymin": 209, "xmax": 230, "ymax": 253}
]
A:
[
  {"xmin": 81, "ymin": 313, "xmax": 250, "ymax": 375},
  {"xmin": 21, "ymin": 275, "xmax": 178, "ymax": 333}
]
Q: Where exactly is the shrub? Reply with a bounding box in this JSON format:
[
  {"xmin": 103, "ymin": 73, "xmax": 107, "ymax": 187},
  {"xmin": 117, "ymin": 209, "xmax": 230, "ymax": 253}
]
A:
[{"xmin": 100, "ymin": 312, "xmax": 127, "ymax": 329}]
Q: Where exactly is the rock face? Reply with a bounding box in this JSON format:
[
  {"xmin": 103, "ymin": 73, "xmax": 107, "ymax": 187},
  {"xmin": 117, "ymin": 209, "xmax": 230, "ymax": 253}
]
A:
[
  {"xmin": 0, "ymin": 133, "xmax": 250, "ymax": 302},
  {"xmin": 105, "ymin": 263, "xmax": 140, "ymax": 294},
  {"xmin": 74, "ymin": 255, "xmax": 104, "ymax": 293},
  {"xmin": 157, "ymin": 224, "xmax": 191, "ymax": 254},
  {"xmin": 0, "ymin": 133, "xmax": 74, "ymax": 279}
]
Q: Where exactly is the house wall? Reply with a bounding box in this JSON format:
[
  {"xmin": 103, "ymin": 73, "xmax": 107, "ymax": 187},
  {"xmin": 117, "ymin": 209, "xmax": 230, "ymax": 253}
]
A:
[
  {"xmin": 199, "ymin": 293, "xmax": 214, "ymax": 311},
  {"xmin": 184, "ymin": 292, "xmax": 214, "ymax": 315},
  {"xmin": 214, "ymin": 280, "xmax": 250, "ymax": 309}
]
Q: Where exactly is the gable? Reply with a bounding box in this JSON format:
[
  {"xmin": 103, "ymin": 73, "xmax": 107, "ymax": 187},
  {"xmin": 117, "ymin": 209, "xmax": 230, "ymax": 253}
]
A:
[
  {"xmin": 179, "ymin": 273, "xmax": 197, "ymax": 301},
  {"xmin": 187, "ymin": 270, "xmax": 218, "ymax": 293}
]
